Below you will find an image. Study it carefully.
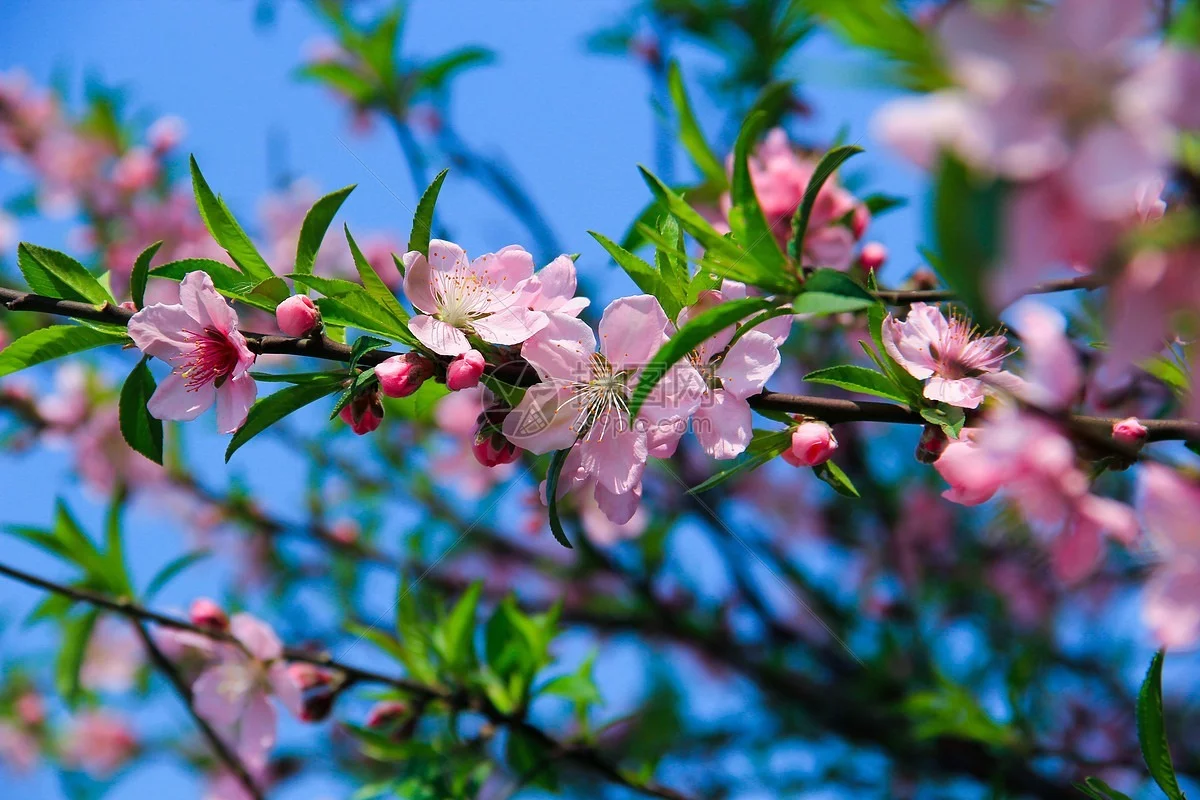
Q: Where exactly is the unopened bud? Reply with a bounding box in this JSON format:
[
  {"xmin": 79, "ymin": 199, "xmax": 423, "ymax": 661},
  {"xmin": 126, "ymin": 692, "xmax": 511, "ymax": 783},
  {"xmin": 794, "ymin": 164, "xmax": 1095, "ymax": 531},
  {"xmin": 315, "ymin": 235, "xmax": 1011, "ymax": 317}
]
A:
[
  {"xmin": 365, "ymin": 701, "xmax": 408, "ymax": 729},
  {"xmin": 375, "ymin": 353, "xmax": 433, "ymax": 398},
  {"xmin": 189, "ymin": 598, "xmax": 228, "ymax": 630},
  {"xmin": 287, "ymin": 663, "xmax": 337, "ymax": 723},
  {"xmin": 446, "ymin": 349, "xmax": 486, "ymax": 391},
  {"xmin": 1111, "ymin": 417, "xmax": 1148, "ymax": 446},
  {"xmin": 276, "ymin": 294, "xmax": 321, "ymax": 337},
  {"xmin": 340, "ymin": 391, "xmax": 384, "ymax": 435},
  {"xmin": 858, "ymin": 242, "xmax": 887, "ymax": 272},
  {"xmin": 472, "ymin": 433, "xmax": 520, "ymax": 467},
  {"xmin": 915, "ymin": 423, "xmax": 949, "ymax": 464},
  {"xmin": 781, "ymin": 420, "xmax": 837, "ymax": 467}
]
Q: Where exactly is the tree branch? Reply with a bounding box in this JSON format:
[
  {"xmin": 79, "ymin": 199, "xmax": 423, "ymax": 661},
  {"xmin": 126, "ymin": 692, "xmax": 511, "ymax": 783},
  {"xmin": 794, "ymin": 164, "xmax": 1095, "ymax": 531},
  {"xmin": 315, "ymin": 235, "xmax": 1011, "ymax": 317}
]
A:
[
  {"xmin": 3, "ymin": 286, "xmax": 1196, "ymax": 448},
  {"xmin": 872, "ymin": 274, "xmax": 1103, "ymax": 305},
  {"xmin": 0, "ymin": 559, "xmax": 697, "ymax": 800}
]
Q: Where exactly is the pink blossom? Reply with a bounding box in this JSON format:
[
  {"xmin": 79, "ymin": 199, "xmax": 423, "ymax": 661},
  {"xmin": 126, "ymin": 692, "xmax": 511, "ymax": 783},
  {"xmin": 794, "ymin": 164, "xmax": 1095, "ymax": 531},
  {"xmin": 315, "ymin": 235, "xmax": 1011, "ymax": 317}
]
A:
[
  {"xmin": 1137, "ymin": 464, "xmax": 1200, "ymax": 648},
  {"xmin": 191, "ymin": 597, "xmax": 230, "ymax": 630},
  {"xmin": 0, "ymin": 723, "xmax": 38, "ymax": 773},
  {"xmin": 275, "ymin": 294, "xmax": 320, "ymax": 337},
  {"xmin": 80, "ymin": 619, "xmax": 144, "ymax": 693},
  {"xmin": 447, "ymin": 349, "xmax": 486, "ymax": 391},
  {"xmin": 681, "ymin": 285, "xmax": 789, "ymax": 459},
  {"xmin": 73, "ymin": 404, "xmax": 166, "ymax": 494},
  {"xmin": 36, "ymin": 363, "xmax": 91, "ymax": 429},
  {"xmin": 882, "ymin": 302, "xmax": 1009, "ymax": 409},
  {"xmin": 111, "ymin": 146, "xmax": 159, "ymax": 193},
  {"xmin": 375, "ymin": 352, "xmax": 434, "ymax": 398},
  {"xmin": 128, "ymin": 271, "xmax": 257, "ymax": 433},
  {"xmin": 503, "ymin": 295, "xmax": 704, "ymax": 524},
  {"xmin": 402, "ymin": 240, "xmax": 548, "ymax": 356},
  {"xmin": 193, "ymin": 613, "xmax": 304, "ymax": 771},
  {"xmin": 515, "ymin": 254, "xmax": 591, "ymax": 318},
  {"xmin": 781, "ymin": 421, "xmax": 837, "ymax": 467},
  {"xmin": 936, "ymin": 408, "xmax": 1138, "ymax": 581},
  {"xmin": 858, "ymin": 242, "xmax": 887, "ymax": 272},
  {"xmin": 147, "ymin": 115, "xmax": 186, "ymax": 153},
  {"xmin": 987, "ymin": 302, "xmax": 1081, "ymax": 409},
  {"xmin": 471, "ymin": 434, "xmax": 520, "ymax": 468},
  {"xmin": 431, "ymin": 389, "xmax": 515, "ymax": 495},
  {"xmin": 61, "ymin": 711, "xmax": 137, "ymax": 777}
]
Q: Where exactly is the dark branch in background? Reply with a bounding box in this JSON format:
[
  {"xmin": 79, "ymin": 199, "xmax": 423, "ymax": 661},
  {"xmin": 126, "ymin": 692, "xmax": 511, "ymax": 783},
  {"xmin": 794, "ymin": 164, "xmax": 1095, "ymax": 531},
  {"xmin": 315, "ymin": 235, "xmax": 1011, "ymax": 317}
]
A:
[
  {"xmin": 0, "ymin": 560, "xmax": 697, "ymax": 800},
  {"xmin": 871, "ymin": 273, "xmax": 1103, "ymax": 305},
  {"xmin": 133, "ymin": 622, "xmax": 266, "ymax": 800},
  {"xmin": 3, "ymin": 286, "xmax": 1197, "ymax": 449}
]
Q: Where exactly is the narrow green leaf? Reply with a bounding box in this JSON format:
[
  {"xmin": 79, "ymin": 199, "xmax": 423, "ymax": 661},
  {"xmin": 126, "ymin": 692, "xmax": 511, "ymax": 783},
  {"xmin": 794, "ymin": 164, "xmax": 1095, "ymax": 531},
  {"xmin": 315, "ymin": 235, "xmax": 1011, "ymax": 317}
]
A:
[
  {"xmin": 437, "ymin": 582, "xmax": 483, "ymax": 673},
  {"xmin": 189, "ymin": 156, "xmax": 275, "ymax": 281},
  {"xmin": 863, "ymin": 193, "xmax": 907, "ymax": 216},
  {"xmin": 118, "ymin": 357, "xmax": 163, "ymax": 465},
  {"xmin": 545, "ymin": 449, "xmax": 574, "ymax": 549},
  {"xmin": 0, "ymin": 325, "xmax": 127, "ymax": 378},
  {"xmin": 226, "ymin": 375, "xmax": 344, "ymax": 462},
  {"xmin": 150, "ymin": 258, "xmax": 280, "ymax": 313},
  {"xmin": 931, "ymin": 156, "xmax": 1003, "ymax": 321},
  {"xmin": 345, "ymin": 226, "xmax": 409, "ymax": 324},
  {"xmin": 143, "ymin": 551, "xmax": 211, "ymax": 601},
  {"xmin": 803, "ymin": 365, "xmax": 907, "ymax": 403},
  {"xmin": 17, "ymin": 243, "xmax": 114, "ymax": 304},
  {"xmin": 589, "ymin": 230, "xmax": 680, "ymax": 310},
  {"xmin": 56, "ymin": 610, "xmax": 98, "ymax": 708},
  {"xmin": 666, "ymin": 63, "xmax": 725, "ymax": 187},
  {"xmin": 292, "ymin": 274, "xmax": 416, "ymax": 344},
  {"xmin": 653, "ymin": 214, "xmax": 688, "ymax": 320},
  {"xmin": 814, "ymin": 461, "xmax": 859, "ymax": 498},
  {"xmin": 407, "ymin": 168, "xmax": 449, "ymax": 258},
  {"xmin": 250, "ymin": 370, "xmax": 347, "ymax": 384},
  {"xmin": 296, "ymin": 184, "xmax": 356, "ymax": 276},
  {"xmin": 629, "ymin": 297, "xmax": 776, "ymax": 418},
  {"xmin": 348, "ymin": 335, "xmax": 391, "ymax": 371},
  {"xmin": 688, "ymin": 431, "xmax": 791, "ymax": 495},
  {"xmin": 789, "ymin": 145, "xmax": 863, "ymax": 262},
  {"xmin": 130, "ymin": 241, "xmax": 163, "ymax": 310},
  {"xmin": 793, "ymin": 268, "xmax": 876, "ymax": 315},
  {"xmin": 417, "ymin": 46, "xmax": 496, "ymax": 92},
  {"xmin": 1137, "ymin": 650, "xmax": 1186, "ymax": 800},
  {"xmin": 101, "ymin": 491, "xmax": 132, "ymax": 595}
]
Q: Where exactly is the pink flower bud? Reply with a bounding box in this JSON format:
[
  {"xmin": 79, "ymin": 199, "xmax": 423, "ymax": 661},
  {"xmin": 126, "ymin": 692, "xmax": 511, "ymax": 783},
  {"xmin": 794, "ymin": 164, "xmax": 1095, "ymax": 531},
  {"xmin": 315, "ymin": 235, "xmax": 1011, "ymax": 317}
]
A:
[
  {"xmin": 276, "ymin": 294, "xmax": 321, "ymax": 337},
  {"xmin": 287, "ymin": 664, "xmax": 337, "ymax": 722},
  {"xmin": 15, "ymin": 692, "xmax": 44, "ymax": 727},
  {"xmin": 472, "ymin": 434, "xmax": 520, "ymax": 468},
  {"xmin": 189, "ymin": 598, "xmax": 228, "ymax": 630},
  {"xmin": 366, "ymin": 701, "xmax": 408, "ymax": 729},
  {"xmin": 147, "ymin": 115, "xmax": 185, "ymax": 153},
  {"xmin": 329, "ymin": 518, "xmax": 359, "ymax": 546},
  {"xmin": 782, "ymin": 421, "xmax": 837, "ymax": 467},
  {"xmin": 1112, "ymin": 417, "xmax": 1148, "ymax": 445},
  {"xmin": 111, "ymin": 147, "xmax": 159, "ymax": 193},
  {"xmin": 286, "ymin": 662, "xmax": 333, "ymax": 690},
  {"xmin": 446, "ymin": 349, "xmax": 486, "ymax": 391},
  {"xmin": 340, "ymin": 392, "xmax": 384, "ymax": 435},
  {"xmin": 375, "ymin": 353, "xmax": 433, "ymax": 398},
  {"xmin": 119, "ymin": 301, "xmax": 138, "ymax": 312},
  {"xmin": 859, "ymin": 242, "xmax": 887, "ymax": 272},
  {"xmin": 851, "ymin": 205, "xmax": 870, "ymax": 239}
]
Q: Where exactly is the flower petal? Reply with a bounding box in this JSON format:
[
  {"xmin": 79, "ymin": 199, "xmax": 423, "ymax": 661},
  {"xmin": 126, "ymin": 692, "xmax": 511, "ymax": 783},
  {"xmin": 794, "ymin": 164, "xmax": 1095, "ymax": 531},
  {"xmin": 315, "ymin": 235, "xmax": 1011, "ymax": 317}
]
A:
[
  {"xmin": 179, "ymin": 271, "xmax": 239, "ymax": 336},
  {"xmin": 502, "ymin": 382, "xmax": 581, "ymax": 453},
  {"xmin": 598, "ymin": 295, "xmax": 669, "ymax": 369},
  {"xmin": 409, "ymin": 315, "xmax": 471, "ymax": 356},
  {"xmin": 236, "ymin": 692, "xmax": 277, "ymax": 771},
  {"xmin": 694, "ymin": 391, "xmax": 753, "ymax": 460},
  {"xmin": 193, "ymin": 664, "xmax": 248, "ymax": 729},
  {"xmin": 520, "ymin": 313, "xmax": 596, "ymax": 382},
  {"xmin": 216, "ymin": 373, "xmax": 257, "ymax": 434},
  {"xmin": 401, "ymin": 251, "xmax": 438, "ymax": 314},
  {"xmin": 127, "ymin": 303, "xmax": 197, "ymax": 362},
  {"xmin": 717, "ymin": 331, "xmax": 780, "ymax": 400},
  {"xmin": 471, "ymin": 307, "xmax": 547, "ymax": 346},
  {"xmin": 231, "ymin": 613, "xmax": 283, "ymax": 661},
  {"xmin": 148, "ymin": 372, "xmax": 215, "ymax": 422}
]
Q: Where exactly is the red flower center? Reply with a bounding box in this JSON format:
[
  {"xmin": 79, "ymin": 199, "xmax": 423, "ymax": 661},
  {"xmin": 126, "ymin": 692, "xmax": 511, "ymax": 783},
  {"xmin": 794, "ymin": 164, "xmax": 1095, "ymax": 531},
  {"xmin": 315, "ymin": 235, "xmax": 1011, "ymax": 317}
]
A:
[{"xmin": 179, "ymin": 327, "xmax": 239, "ymax": 390}]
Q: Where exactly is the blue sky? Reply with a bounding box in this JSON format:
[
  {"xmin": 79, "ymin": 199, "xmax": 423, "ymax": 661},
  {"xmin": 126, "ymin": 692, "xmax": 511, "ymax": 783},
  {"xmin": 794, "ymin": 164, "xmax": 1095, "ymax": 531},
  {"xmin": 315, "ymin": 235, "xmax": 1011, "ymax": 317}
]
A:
[{"xmin": 0, "ymin": 2, "xmax": 928, "ymax": 797}]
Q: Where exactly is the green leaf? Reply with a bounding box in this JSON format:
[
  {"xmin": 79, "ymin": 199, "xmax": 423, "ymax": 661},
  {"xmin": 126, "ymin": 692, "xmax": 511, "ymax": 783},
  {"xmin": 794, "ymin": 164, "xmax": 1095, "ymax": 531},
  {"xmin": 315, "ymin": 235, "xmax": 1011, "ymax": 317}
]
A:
[
  {"xmin": 863, "ymin": 193, "xmax": 906, "ymax": 217},
  {"xmin": 689, "ymin": 430, "xmax": 792, "ymax": 494},
  {"xmin": 407, "ymin": 168, "xmax": 449, "ymax": 258},
  {"xmin": 0, "ymin": 325, "xmax": 127, "ymax": 378},
  {"xmin": 1170, "ymin": 0, "xmax": 1200, "ymax": 48},
  {"xmin": 789, "ymin": 145, "xmax": 863, "ymax": 262},
  {"xmin": 349, "ymin": 335, "xmax": 391, "ymax": 371},
  {"xmin": 931, "ymin": 156, "xmax": 1003, "ymax": 322},
  {"xmin": 294, "ymin": 62, "xmax": 375, "ymax": 102},
  {"xmin": 119, "ymin": 357, "xmax": 164, "ymax": 465},
  {"xmin": 545, "ymin": 449, "xmax": 574, "ymax": 549},
  {"xmin": 418, "ymin": 46, "xmax": 495, "ymax": 92},
  {"xmin": 921, "ymin": 405, "xmax": 966, "ymax": 439},
  {"xmin": 189, "ymin": 156, "xmax": 275, "ymax": 282},
  {"xmin": 150, "ymin": 258, "xmax": 280, "ymax": 313},
  {"xmin": 1075, "ymin": 777, "xmax": 1134, "ymax": 800},
  {"xmin": 436, "ymin": 582, "xmax": 483, "ymax": 674},
  {"xmin": 803, "ymin": 365, "xmax": 907, "ymax": 403},
  {"xmin": 17, "ymin": 243, "xmax": 114, "ymax": 304},
  {"xmin": 1137, "ymin": 650, "xmax": 1186, "ymax": 800},
  {"xmin": 296, "ymin": 185, "xmax": 356, "ymax": 276},
  {"xmin": 814, "ymin": 460, "xmax": 859, "ymax": 498},
  {"xmin": 143, "ymin": 550, "xmax": 211, "ymax": 601},
  {"xmin": 345, "ymin": 226, "xmax": 410, "ymax": 324},
  {"xmin": 250, "ymin": 370, "xmax": 347, "ymax": 384},
  {"xmin": 653, "ymin": 214, "xmax": 689, "ymax": 319},
  {"xmin": 226, "ymin": 374, "xmax": 344, "ymax": 462},
  {"xmin": 56, "ymin": 610, "xmax": 98, "ymax": 708},
  {"xmin": 793, "ymin": 269, "xmax": 876, "ymax": 315},
  {"xmin": 666, "ymin": 62, "xmax": 725, "ymax": 187},
  {"xmin": 629, "ymin": 296, "xmax": 776, "ymax": 419},
  {"xmin": 395, "ymin": 583, "xmax": 438, "ymax": 684},
  {"xmin": 100, "ymin": 492, "xmax": 132, "ymax": 594},
  {"xmin": 589, "ymin": 231, "xmax": 681, "ymax": 311},
  {"xmin": 130, "ymin": 241, "xmax": 163, "ymax": 309},
  {"xmin": 730, "ymin": 111, "xmax": 787, "ymax": 273}
]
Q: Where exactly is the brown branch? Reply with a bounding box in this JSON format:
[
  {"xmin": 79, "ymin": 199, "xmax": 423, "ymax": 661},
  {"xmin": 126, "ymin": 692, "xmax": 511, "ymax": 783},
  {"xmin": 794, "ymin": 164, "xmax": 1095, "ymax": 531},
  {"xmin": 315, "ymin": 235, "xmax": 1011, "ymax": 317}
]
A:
[
  {"xmin": 0, "ymin": 559, "xmax": 697, "ymax": 800},
  {"xmin": 3, "ymin": 286, "xmax": 1197, "ymax": 449}
]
